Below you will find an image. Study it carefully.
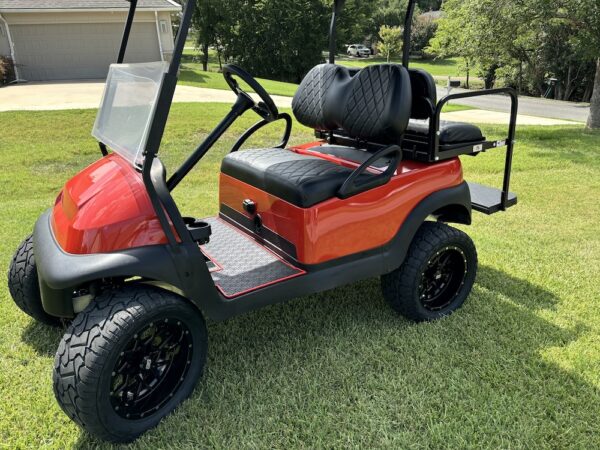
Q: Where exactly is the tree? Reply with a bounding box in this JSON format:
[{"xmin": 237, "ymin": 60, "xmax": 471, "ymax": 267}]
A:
[
  {"xmin": 377, "ymin": 25, "xmax": 403, "ymax": 62},
  {"xmin": 191, "ymin": 0, "xmax": 223, "ymax": 72},
  {"xmin": 411, "ymin": 13, "xmax": 437, "ymax": 55},
  {"xmin": 417, "ymin": 0, "xmax": 441, "ymax": 10},
  {"xmin": 336, "ymin": 0, "xmax": 379, "ymax": 48},
  {"xmin": 429, "ymin": 0, "xmax": 599, "ymax": 98},
  {"xmin": 566, "ymin": 0, "xmax": 600, "ymax": 128},
  {"xmin": 589, "ymin": 60, "xmax": 600, "ymax": 129},
  {"xmin": 221, "ymin": 0, "xmax": 329, "ymax": 83}
]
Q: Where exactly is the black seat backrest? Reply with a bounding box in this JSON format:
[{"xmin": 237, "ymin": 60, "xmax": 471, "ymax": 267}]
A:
[
  {"xmin": 292, "ymin": 64, "xmax": 412, "ymax": 144},
  {"xmin": 408, "ymin": 68, "xmax": 437, "ymax": 119}
]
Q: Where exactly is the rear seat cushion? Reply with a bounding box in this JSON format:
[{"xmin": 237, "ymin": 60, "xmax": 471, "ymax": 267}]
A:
[
  {"xmin": 407, "ymin": 119, "xmax": 485, "ymax": 145},
  {"xmin": 221, "ymin": 148, "xmax": 371, "ymax": 208}
]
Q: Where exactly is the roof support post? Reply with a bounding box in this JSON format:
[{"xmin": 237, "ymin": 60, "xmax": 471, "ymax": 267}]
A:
[
  {"xmin": 329, "ymin": 0, "xmax": 345, "ymax": 64},
  {"xmin": 402, "ymin": 0, "xmax": 417, "ymax": 68},
  {"xmin": 117, "ymin": 0, "xmax": 138, "ymax": 63}
]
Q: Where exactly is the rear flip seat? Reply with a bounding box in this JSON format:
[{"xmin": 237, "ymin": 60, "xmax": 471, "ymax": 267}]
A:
[{"xmin": 406, "ymin": 68, "xmax": 485, "ymax": 145}]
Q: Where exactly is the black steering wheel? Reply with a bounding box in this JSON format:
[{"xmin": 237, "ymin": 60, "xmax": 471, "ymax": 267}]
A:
[{"xmin": 222, "ymin": 65, "xmax": 279, "ymax": 122}]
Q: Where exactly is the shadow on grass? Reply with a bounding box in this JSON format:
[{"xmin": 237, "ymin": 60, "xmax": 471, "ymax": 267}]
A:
[
  {"xmin": 179, "ymin": 67, "xmax": 211, "ymax": 85},
  {"xmin": 21, "ymin": 320, "xmax": 66, "ymax": 357},
  {"xmin": 57, "ymin": 265, "xmax": 599, "ymax": 447}
]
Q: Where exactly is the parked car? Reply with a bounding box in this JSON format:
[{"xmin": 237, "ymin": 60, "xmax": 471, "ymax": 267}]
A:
[{"xmin": 347, "ymin": 44, "xmax": 370, "ymax": 58}]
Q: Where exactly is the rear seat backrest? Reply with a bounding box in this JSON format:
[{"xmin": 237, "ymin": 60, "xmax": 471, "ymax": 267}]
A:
[
  {"xmin": 292, "ymin": 64, "xmax": 412, "ymax": 144},
  {"xmin": 292, "ymin": 64, "xmax": 345, "ymax": 130},
  {"xmin": 408, "ymin": 69, "xmax": 437, "ymax": 119}
]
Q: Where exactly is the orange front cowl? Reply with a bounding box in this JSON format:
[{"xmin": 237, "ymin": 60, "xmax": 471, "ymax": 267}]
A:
[
  {"xmin": 51, "ymin": 154, "xmax": 169, "ymax": 254},
  {"xmin": 220, "ymin": 157, "xmax": 464, "ymax": 265}
]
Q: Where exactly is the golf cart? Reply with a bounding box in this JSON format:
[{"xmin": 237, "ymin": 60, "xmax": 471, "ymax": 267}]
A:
[{"xmin": 7, "ymin": 0, "xmax": 518, "ymax": 442}]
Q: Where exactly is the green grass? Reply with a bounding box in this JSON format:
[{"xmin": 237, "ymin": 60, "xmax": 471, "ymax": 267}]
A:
[
  {"xmin": 339, "ymin": 55, "xmax": 462, "ymax": 77},
  {"xmin": 1, "ymin": 104, "xmax": 599, "ymax": 448},
  {"xmin": 179, "ymin": 49, "xmax": 299, "ymax": 97}
]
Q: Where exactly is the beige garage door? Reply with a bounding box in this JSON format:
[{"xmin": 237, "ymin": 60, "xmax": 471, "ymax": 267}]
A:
[{"xmin": 11, "ymin": 21, "xmax": 161, "ymax": 81}]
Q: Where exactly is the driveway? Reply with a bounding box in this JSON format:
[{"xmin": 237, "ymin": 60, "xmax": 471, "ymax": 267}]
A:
[
  {"xmin": 0, "ymin": 80, "xmax": 583, "ymax": 126},
  {"xmin": 0, "ymin": 81, "xmax": 294, "ymax": 112},
  {"xmin": 437, "ymin": 86, "xmax": 589, "ymax": 123}
]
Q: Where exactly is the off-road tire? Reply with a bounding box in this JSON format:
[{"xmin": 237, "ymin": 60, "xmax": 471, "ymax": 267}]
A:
[
  {"xmin": 8, "ymin": 234, "xmax": 61, "ymax": 326},
  {"xmin": 53, "ymin": 285, "xmax": 208, "ymax": 443},
  {"xmin": 381, "ymin": 222, "xmax": 477, "ymax": 322}
]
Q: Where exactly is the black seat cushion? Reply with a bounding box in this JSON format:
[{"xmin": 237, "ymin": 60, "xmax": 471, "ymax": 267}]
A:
[
  {"xmin": 407, "ymin": 119, "xmax": 485, "ymax": 145},
  {"xmin": 221, "ymin": 148, "xmax": 371, "ymax": 208},
  {"xmin": 292, "ymin": 63, "xmax": 412, "ymax": 144}
]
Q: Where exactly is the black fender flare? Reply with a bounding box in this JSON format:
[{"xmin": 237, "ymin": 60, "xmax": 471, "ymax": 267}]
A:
[
  {"xmin": 381, "ymin": 181, "xmax": 472, "ymax": 273},
  {"xmin": 33, "ymin": 211, "xmax": 220, "ymax": 318}
]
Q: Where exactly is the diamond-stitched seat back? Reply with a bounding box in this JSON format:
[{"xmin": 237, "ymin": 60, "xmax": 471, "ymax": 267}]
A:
[
  {"xmin": 291, "ymin": 64, "xmax": 346, "ymax": 130},
  {"xmin": 292, "ymin": 64, "xmax": 411, "ymax": 144},
  {"xmin": 408, "ymin": 68, "xmax": 437, "ymax": 120}
]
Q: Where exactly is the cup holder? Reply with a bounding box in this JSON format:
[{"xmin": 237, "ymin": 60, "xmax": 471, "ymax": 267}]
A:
[{"xmin": 183, "ymin": 217, "xmax": 212, "ymax": 244}]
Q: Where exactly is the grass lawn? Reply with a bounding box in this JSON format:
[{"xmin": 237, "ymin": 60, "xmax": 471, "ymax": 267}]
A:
[
  {"xmin": 1, "ymin": 104, "xmax": 599, "ymax": 448},
  {"xmin": 178, "ymin": 49, "xmax": 475, "ymax": 98},
  {"xmin": 338, "ymin": 55, "xmax": 463, "ymax": 77},
  {"xmin": 179, "ymin": 49, "xmax": 299, "ymax": 97}
]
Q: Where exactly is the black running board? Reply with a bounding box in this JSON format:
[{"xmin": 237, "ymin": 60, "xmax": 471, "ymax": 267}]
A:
[
  {"xmin": 200, "ymin": 217, "xmax": 305, "ymax": 298},
  {"xmin": 468, "ymin": 181, "xmax": 517, "ymax": 215}
]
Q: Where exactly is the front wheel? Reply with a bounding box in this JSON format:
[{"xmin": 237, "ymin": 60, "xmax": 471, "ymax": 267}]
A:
[
  {"xmin": 8, "ymin": 234, "xmax": 61, "ymax": 326},
  {"xmin": 381, "ymin": 222, "xmax": 477, "ymax": 322},
  {"xmin": 53, "ymin": 285, "xmax": 208, "ymax": 443}
]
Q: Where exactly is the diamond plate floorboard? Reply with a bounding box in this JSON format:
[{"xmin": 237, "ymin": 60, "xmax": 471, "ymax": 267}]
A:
[{"xmin": 201, "ymin": 217, "xmax": 305, "ymax": 298}]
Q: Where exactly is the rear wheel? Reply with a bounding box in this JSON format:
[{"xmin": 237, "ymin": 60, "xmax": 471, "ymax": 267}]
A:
[
  {"xmin": 53, "ymin": 285, "xmax": 207, "ymax": 443},
  {"xmin": 381, "ymin": 222, "xmax": 477, "ymax": 322},
  {"xmin": 8, "ymin": 234, "xmax": 61, "ymax": 326}
]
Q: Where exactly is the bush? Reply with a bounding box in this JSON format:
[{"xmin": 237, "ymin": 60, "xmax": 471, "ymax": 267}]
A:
[
  {"xmin": 411, "ymin": 15, "xmax": 438, "ymax": 55},
  {"xmin": 0, "ymin": 56, "xmax": 16, "ymax": 85}
]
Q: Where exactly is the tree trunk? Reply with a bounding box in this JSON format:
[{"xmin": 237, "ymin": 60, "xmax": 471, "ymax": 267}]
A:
[
  {"xmin": 587, "ymin": 59, "xmax": 600, "ymax": 130},
  {"xmin": 201, "ymin": 42, "xmax": 209, "ymax": 72},
  {"xmin": 582, "ymin": 78, "xmax": 594, "ymax": 103}
]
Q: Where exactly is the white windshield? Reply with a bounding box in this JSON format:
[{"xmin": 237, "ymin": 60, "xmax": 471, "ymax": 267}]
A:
[{"xmin": 92, "ymin": 61, "xmax": 169, "ymax": 167}]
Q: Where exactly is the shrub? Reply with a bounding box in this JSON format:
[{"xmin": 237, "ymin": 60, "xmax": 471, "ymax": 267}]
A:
[
  {"xmin": 411, "ymin": 15, "xmax": 438, "ymax": 56},
  {"xmin": 0, "ymin": 56, "xmax": 16, "ymax": 85}
]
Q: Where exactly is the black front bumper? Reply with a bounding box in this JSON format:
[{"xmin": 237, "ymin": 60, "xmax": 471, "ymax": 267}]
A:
[{"xmin": 33, "ymin": 210, "xmax": 187, "ymax": 318}]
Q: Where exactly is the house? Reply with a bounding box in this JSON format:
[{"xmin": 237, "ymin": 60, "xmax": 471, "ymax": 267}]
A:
[{"xmin": 0, "ymin": 0, "xmax": 180, "ymax": 81}]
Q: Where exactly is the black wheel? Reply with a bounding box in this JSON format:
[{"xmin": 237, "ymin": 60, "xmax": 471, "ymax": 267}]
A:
[
  {"xmin": 381, "ymin": 222, "xmax": 477, "ymax": 322},
  {"xmin": 8, "ymin": 234, "xmax": 61, "ymax": 326},
  {"xmin": 53, "ymin": 285, "xmax": 207, "ymax": 443}
]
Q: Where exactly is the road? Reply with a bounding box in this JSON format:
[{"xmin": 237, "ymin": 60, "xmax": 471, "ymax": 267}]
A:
[{"xmin": 437, "ymin": 86, "xmax": 589, "ymax": 123}]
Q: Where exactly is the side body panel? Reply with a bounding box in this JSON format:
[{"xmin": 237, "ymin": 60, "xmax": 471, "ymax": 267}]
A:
[{"xmin": 219, "ymin": 154, "xmax": 464, "ymax": 265}]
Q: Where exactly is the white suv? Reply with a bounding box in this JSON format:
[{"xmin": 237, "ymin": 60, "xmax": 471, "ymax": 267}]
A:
[{"xmin": 347, "ymin": 44, "xmax": 370, "ymax": 58}]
